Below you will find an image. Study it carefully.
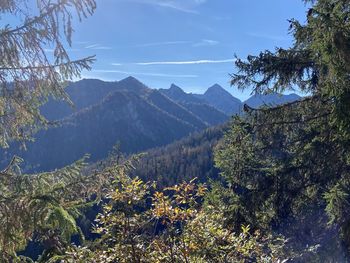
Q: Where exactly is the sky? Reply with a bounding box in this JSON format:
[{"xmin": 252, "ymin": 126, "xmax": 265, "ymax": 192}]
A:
[{"xmin": 18, "ymin": 0, "xmax": 310, "ymax": 100}]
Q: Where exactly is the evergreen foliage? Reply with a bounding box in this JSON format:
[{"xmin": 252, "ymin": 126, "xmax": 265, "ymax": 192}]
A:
[
  {"xmin": 0, "ymin": 154, "xmax": 113, "ymax": 261},
  {"xmin": 215, "ymin": 0, "xmax": 350, "ymax": 260},
  {"xmin": 0, "ymin": 0, "xmax": 96, "ymax": 147},
  {"xmin": 133, "ymin": 124, "xmax": 226, "ymax": 188},
  {"xmin": 0, "ymin": 0, "xmax": 111, "ymax": 260}
]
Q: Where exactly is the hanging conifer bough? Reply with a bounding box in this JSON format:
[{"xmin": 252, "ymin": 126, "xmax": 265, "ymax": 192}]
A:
[
  {"xmin": 215, "ymin": 0, "xmax": 350, "ymax": 261},
  {"xmin": 0, "ymin": 0, "xmax": 104, "ymax": 261},
  {"xmin": 0, "ymin": 0, "xmax": 96, "ymax": 147}
]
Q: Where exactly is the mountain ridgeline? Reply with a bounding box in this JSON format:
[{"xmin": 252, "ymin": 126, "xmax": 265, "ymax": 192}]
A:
[{"xmin": 1, "ymin": 77, "xmax": 300, "ymax": 172}]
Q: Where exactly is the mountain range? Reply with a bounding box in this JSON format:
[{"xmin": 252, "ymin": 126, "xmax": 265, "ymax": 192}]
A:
[{"xmin": 1, "ymin": 77, "xmax": 301, "ymax": 172}]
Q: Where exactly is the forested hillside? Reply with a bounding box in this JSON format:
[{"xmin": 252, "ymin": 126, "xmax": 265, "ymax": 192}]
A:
[{"xmin": 133, "ymin": 124, "xmax": 226, "ymax": 188}]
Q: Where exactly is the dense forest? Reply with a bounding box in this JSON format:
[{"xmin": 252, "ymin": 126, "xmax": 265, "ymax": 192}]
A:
[
  {"xmin": 132, "ymin": 124, "xmax": 226, "ymax": 188},
  {"xmin": 1, "ymin": 0, "xmax": 350, "ymax": 262}
]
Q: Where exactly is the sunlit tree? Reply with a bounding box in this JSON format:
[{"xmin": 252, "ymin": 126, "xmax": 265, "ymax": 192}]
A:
[
  {"xmin": 0, "ymin": 0, "xmax": 101, "ymax": 260},
  {"xmin": 0, "ymin": 0, "xmax": 96, "ymax": 147}
]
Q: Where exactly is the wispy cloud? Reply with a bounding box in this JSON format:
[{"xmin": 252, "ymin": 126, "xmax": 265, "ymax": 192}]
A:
[
  {"xmin": 93, "ymin": 46, "xmax": 113, "ymax": 50},
  {"xmin": 193, "ymin": 39, "xmax": 219, "ymax": 47},
  {"xmin": 85, "ymin": 44, "xmax": 99, "ymax": 49},
  {"xmin": 92, "ymin": 69, "xmax": 198, "ymax": 78},
  {"xmin": 134, "ymin": 41, "xmax": 192, "ymax": 47},
  {"xmin": 44, "ymin": 48, "xmax": 81, "ymax": 52},
  {"xmin": 133, "ymin": 39, "xmax": 219, "ymax": 48},
  {"xmin": 128, "ymin": 0, "xmax": 206, "ymax": 14},
  {"xmin": 134, "ymin": 59, "xmax": 235, "ymax": 65},
  {"xmin": 247, "ymin": 32, "xmax": 291, "ymax": 41},
  {"xmin": 85, "ymin": 44, "xmax": 112, "ymax": 50}
]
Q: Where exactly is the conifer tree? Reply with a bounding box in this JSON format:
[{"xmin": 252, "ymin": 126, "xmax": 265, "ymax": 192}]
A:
[
  {"xmin": 0, "ymin": 0, "xmax": 103, "ymax": 260},
  {"xmin": 0, "ymin": 0, "xmax": 96, "ymax": 147},
  {"xmin": 215, "ymin": 0, "xmax": 350, "ymax": 260}
]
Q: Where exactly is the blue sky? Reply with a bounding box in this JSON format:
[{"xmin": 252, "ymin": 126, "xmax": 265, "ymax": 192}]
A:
[{"xmin": 56, "ymin": 1, "xmax": 307, "ymax": 99}]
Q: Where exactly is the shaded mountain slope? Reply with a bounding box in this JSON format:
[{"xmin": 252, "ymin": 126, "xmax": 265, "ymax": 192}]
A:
[
  {"xmin": 179, "ymin": 102, "xmax": 229, "ymax": 126},
  {"xmin": 41, "ymin": 79, "xmax": 118, "ymax": 120},
  {"xmin": 244, "ymin": 93, "xmax": 301, "ymax": 108},
  {"xmin": 142, "ymin": 89, "xmax": 207, "ymax": 130},
  {"xmin": 160, "ymin": 84, "xmax": 204, "ymax": 104},
  {"xmin": 41, "ymin": 76, "xmax": 149, "ymax": 121},
  {"xmin": 195, "ymin": 84, "xmax": 243, "ymax": 115},
  {"xmin": 4, "ymin": 90, "xmax": 198, "ymax": 172}
]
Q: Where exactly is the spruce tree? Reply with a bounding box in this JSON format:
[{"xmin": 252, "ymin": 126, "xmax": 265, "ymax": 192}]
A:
[
  {"xmin": 215, "ymin": 0, "xmax": 350, "ymax": 260},
  {"xmin": 0, "ymin": 1, "xmax": 107, "ymax": 260}
]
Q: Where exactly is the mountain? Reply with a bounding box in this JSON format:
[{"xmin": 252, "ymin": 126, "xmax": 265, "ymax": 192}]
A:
[
  {"xmin": 41, "ymin": 79, "xmax": 117, "ymax": 120},
  {"xmin": 161, "ymin": 83, "xmax": 302, "ymax": 116},
  {"xmin": 161, "ymin": 83, "xmax": 243, "ymax": 116},
  {"xmin": 2, "ymin": 77, "xmax": 219, "ymax": 172},
  {"xmin": 159, "ymin": 84, "xmax": 230, "ymax": 125},
  {"xmin": 1, "ymin": 77, "xmax": 303, "ymax": 172},
  {"xmin": 41, "ymin": 77, "xmax": 148, "ymax": 121},
  {"xmin": 195, "ymin": 84, "xmax": 243, "ymax": 115},
  {"xmin": 5, "ymin": 89, "xmax": 200, "ymax": 172},
  {"xmin": 244, "ymin": 93, "xmax": 301, "ymax": 108},
  {"xmin": 179, "ymin": 102, "xmax": 229, "ymax": 126},
  {"xmin": 114, "ymin": 76, "xmax": 150, "ymax": 92},
  {"xmin": 142, "ymin": 89, "xmax": 207, "ymax": 130},
  {"xmin": 132, "ymin": 124, "xmax": 227, "ymax": 188},
  {"xmin": 160, "ymin": 84, "xmax": 203, "ymax": 104}
]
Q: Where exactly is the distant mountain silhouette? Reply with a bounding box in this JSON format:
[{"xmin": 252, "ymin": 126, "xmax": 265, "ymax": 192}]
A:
[
  {"xmin": 1, "ymin": 77, "xmax": 302, "ymax": 172},
  {"xmin": 244, "ymin": 93, "xmax": 301, "ymax": 108},
  {"xmin": 41, "ymin": 79, "xmax": 118, "ymax": 120},
  {"xmin": 159, "ymin": 84, "xmax": 229, "ymax": 125},
  {"xmin": 115, "ymin": 76, "xmax": 150, "ymax": 92},
  {"xmin": 195, "ymin": 84, "xmax": 243, "ymax": 115},
  {"xmin": 161, "ymin": 84, "xmax": 302, "ymax": 116},
  {"xmin": 2, "ymin": 78, "xmax": 218, "ymax": 171},
  {"xmin": 160, "ymin": 84, "xmax": 204, "ymax": 104},
  {"xmin": 161, "ymin": 83, "xmax": 243, "ymax": 116},
  {"xmin": 41, "ymin": 77, "xmax": 148, "ymax": 121}
]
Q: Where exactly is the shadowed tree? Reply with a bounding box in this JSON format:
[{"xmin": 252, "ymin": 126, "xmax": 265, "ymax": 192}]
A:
[{"xmin": 215, "ymin": 0, "xmax": 350, "ymax": 260}]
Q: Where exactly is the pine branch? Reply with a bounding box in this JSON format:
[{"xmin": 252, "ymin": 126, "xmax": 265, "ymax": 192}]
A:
[
  {"xmin": 252, "ymin": 112, "xmax": 331, "ymax": 127},
  {"xmin": 0, "ymin": 155, "xmax": 22, "ymax": 176},
  {"xmin": 1, "ymin": 1, "xmax": 68, "ymax": 37},
  {"xmin": 243, "ymin": 95, "xmax": 323, "ymax": 113}
]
